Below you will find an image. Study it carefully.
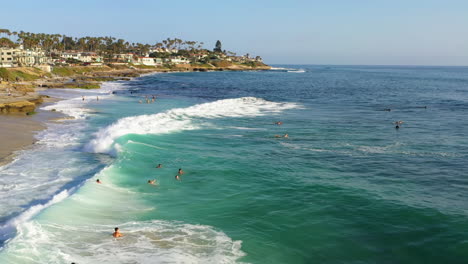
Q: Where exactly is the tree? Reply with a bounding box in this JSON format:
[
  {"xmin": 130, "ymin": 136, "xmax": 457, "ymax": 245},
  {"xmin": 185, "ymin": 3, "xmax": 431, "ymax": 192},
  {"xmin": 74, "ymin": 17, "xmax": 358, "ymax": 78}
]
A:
[
  {"xmin": 213, "ymin": 40, "xmax": 222, "ymax": 53},
  {"xmin": 0, "ymin": 37, "xmax": 17, "ymax": 48}
]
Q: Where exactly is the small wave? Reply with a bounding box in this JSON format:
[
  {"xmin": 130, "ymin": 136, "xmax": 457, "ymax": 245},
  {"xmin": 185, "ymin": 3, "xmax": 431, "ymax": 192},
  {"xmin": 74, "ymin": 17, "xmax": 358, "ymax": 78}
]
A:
[
  {"xmin": 287, "ymin": 69, "xmax": 306, "ymax": 73},
  {"xmin": 85, "ymin": 97, "xmax": 301, "ymax": 154},
  {"xmin": 0, "ymin": 220, "xmax": 245, "ymax": 263}
]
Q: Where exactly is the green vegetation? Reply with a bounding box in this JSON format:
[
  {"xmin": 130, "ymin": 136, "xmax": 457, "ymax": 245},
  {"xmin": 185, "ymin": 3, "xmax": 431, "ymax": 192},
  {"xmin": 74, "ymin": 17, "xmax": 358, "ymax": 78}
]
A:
[
  {"xmin": 241, "ymin": 61, "xmax": 266, "ymax": 67},
  {"xmin": 62, "ymin": 83, "xmax": 101, "ymax": 89},
  {"xmin": 129, "ymin": 64, "xmax": 155, "ymax": 69},
  {"xmin": 213, "ymin": 40, "xmax": 222, "ymax": 53},
  {"xmin": 51, "ymin": 66, "xmax": 107, "ymax": 77},
  {"xmin": 0, "ymin": 68, "xmax": 41, "ymax": 81},
  {"xmin": 0, "ymin": 37, "xmax": 17, "ymax": 48},
  {"xmin": 51, "ymin": 67, "xmax": 75, "ymax": 76},
  {"xmin": 212, "ymin": 60, "xmax": 232, "ymax": 68}
]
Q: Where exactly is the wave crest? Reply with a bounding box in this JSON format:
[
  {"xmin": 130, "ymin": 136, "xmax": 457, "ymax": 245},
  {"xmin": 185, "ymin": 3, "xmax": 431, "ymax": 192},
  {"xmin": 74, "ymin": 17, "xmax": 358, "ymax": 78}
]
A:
[{"xmin": 85, "ymin": 97, "xmax": 301, "ymax": 154}]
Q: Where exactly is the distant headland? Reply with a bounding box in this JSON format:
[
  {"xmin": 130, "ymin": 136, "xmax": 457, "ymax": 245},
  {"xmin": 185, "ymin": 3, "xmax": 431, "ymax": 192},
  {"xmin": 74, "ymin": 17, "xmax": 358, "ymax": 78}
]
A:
[{"xmin": 0, "ymin": 28, "xmax": 270, "ymax": 114}]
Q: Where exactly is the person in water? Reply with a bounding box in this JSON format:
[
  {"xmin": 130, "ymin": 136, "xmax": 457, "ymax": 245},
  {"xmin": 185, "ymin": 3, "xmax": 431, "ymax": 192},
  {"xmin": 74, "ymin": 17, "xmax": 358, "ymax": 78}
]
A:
[
  {"xmin": 394, "ymin": 121, "xmax": 404, "ymax": 129},
  {"xmin": 275, "ymin": 121, "xmax": 283, "ymax": 125},
  {"xmin": 96, "ymin": 179, "xmax": 102, "ymax": 184},
  {"xmin": 113, "ymin": 227, "xmax": 123, "ymax": 238},
  {"xmin": 175, "ymin": 175, "xmax": 181, "ymax": 181},
  {"xmin": 283, "ymin": 134, "xmax": 289, "ymax": 138},
  {"xmin": 156, "ymin": 164, "xmax": 162, "ymax": 168},
  {"xmin": 148, "ymin": 179, "xmax": 156, "ymax": 185},
  {"xmin": 82, "ymin": 96, "xmax": 85, "ymax": 101},
  {"xmin": 178, "ymin": 168, "xmax": 184, "ymax": 175}
]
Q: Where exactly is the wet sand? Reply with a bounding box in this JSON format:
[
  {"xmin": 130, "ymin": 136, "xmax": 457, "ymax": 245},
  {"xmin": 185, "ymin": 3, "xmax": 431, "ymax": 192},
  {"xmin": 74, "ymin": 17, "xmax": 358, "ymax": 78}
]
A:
[{"xmin": 0, "ymin": 101, "xmax": 63, "ymax": 166}]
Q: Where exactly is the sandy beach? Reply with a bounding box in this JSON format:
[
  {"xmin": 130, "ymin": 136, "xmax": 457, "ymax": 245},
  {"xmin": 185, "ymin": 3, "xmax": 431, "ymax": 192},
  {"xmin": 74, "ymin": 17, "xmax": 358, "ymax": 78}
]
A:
[{"xmin": 0, "ymin": 100, "xmax": 63, "ymax": 166}]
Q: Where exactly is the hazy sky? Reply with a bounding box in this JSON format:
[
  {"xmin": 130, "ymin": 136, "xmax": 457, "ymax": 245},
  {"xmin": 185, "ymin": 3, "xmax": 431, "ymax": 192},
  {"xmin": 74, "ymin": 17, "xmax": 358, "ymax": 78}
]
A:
[{"xmin": 1, "ymin": 0, "xmax": 467, "ymax": 65}]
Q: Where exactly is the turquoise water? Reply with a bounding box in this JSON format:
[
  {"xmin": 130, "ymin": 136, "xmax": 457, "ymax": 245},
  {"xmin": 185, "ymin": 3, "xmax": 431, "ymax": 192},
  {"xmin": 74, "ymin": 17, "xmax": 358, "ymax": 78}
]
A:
[{"xmin": 1, "ymin": 66, "xmax": 468, "ymax": 263}]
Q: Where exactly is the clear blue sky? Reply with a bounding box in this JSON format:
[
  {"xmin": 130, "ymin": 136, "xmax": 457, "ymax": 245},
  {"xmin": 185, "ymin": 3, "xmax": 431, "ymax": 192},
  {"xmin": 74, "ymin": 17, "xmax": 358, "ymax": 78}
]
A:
[{"xmin": 1, "ymin": 0, "xmax": 467, "ymax": 65}]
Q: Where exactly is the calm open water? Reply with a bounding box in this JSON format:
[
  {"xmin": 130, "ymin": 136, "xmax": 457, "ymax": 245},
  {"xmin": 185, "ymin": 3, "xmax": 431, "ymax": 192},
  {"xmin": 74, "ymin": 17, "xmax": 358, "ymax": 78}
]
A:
[{"xmin": 0, "ymin": 65, "xmax": 468, "ymax": 263}]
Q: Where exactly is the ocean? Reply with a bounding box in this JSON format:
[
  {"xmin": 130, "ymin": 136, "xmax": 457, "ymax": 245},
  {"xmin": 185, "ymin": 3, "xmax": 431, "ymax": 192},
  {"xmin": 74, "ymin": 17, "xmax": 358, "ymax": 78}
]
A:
[{"xmin": 0, "ymin": 65, "xmax": 468, "ymax": 263}]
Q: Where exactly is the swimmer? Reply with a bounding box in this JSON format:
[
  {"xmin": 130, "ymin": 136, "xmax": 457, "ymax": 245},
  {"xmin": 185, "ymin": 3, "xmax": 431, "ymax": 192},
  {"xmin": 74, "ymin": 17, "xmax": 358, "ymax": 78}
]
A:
[
  {"xmin": 156, "ymin": 164, "xmax": 162, "ymax": 168},
  {"xmin": 178, "ymin": 168, "xmax": 184, "ymax": 175},
  {"xmin": 283, "ymin": 134, "xmax": 289, "ymax": 138},
  {"xmin": 148, "ymin": 179, "xmax": 156, "ymax": 185},
  {"xmin": 82, "ymin": 96, "xmax": 85, "ymax": 101},
  {"xmin": 96, "ymin": 179, "xmax": 102, "ymax": 184},
  {"xmin": 112, "ymin": 227, "xmax": 123, "ymax": 238},
  {"xmin": 275, "ymin": 121, "xmax": 283, "ymax": 125},
  {"xmin": 394, "ymin": 121, "xmax": 404, "ymax": 129},
  {"xmin": 175, "ymin": 175, "xmax": 181, "ymax": 181}
]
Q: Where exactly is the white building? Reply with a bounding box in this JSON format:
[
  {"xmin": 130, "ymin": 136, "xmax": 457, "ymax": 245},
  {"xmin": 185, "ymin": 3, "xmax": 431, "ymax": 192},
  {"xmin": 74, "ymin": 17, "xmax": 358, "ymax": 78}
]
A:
[
  {"xmin": 0, "ymin": 48, "xmax": 17, "ymax": 67},
  {"xmin": 61, "ymin": 52, "xmax": 82, "ymax": 61},
  {"xmin": 170, "ymin": 57, "xmax": 190, "ymax": 64},
  {"xmin": 114, "ymin": 53, "xmax": 135, "ymax": 63},
  {"xmin": 137, "ymin": 57, "xmax": 156, "ymax": 66},
  {"xmin": 0, "ymin": 46, "xmax": 50, "ymax": 67}
]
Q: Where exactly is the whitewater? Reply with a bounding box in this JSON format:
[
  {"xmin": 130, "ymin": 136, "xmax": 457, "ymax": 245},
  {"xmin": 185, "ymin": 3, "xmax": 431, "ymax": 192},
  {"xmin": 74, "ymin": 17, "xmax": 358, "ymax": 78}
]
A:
[{"xmin": 1, "ymin": 66, "xmax": 468, "ymax": 263}]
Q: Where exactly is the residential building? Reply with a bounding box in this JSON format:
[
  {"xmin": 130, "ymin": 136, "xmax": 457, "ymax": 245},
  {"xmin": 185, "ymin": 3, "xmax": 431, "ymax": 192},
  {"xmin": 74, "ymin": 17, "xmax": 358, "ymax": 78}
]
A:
[
  {"xmin": 170, "ymin": 57, "xmax": 190, "ymax": 64},
  {"xmin": 0, "ymin": 46, "xmax": 50, "ymax": 67},
  {"xmin": 114, "ymin": 53, "xmax": 135, "ymax": 63},
  {"xmin": 137, "ymin": 57, "xmax": 157, "ymax": 66},
  {"xmin": 0, "ymin": 48, "xmax": 17, "ymax": 67}
]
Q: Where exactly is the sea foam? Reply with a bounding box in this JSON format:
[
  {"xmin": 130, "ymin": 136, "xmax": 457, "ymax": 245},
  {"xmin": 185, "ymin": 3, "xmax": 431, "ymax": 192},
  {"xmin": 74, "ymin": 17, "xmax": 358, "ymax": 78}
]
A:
[
  {"xmin": 85, "ymin": 97, "xmax": 301, "ymax": 154},
  {"xmin": 0, "ymin": 220, "xmax": 245, "ymax": 264}
]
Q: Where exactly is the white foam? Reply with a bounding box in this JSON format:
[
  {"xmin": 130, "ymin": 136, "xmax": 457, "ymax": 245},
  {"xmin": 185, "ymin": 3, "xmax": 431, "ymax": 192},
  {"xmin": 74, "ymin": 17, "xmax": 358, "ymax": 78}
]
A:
[
  {"xmin": 41, "ymin": 81, "xmax": 125, "ymax": 120},
  {"xmin": 287, "ymin": 69, "xmax": 306, "ymax": 73},
  {"xmin": 86, "ymin": 97, "xmax": 301, "ymax": 154},
  {"xmin": 0, "ymin": 190, "xmax": 70, "ymax": 243},
  {"xmin": 0, "ymin": 220, "xmax": 246, "ymax": 264}
]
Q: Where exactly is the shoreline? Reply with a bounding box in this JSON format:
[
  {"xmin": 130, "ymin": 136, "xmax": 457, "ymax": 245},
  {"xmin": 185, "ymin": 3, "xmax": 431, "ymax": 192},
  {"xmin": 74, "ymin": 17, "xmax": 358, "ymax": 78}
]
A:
[
  {"xmin": 0, "ymin": 65, "xmax": 270, "ymax": 167},
  {"xmin": 0, "ymin": 97, "xmax": 64, "ymax": 166}
]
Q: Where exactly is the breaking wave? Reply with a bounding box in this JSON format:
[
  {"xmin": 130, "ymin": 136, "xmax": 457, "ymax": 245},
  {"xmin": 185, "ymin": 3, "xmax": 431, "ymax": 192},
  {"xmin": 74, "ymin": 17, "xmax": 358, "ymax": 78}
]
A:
[{"xmin": 85, "ymin": 97, "xmax": 301, "ymax": 154}]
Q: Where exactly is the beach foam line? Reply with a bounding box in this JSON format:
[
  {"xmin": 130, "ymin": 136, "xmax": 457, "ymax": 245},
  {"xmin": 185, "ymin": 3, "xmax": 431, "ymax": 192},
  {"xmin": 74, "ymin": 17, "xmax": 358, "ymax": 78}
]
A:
[
  {"xmin": 0, "ymin": 189, "xmax": 71, "ymax": 245},
  {"xmin": 85, "ymin": 97, "xmax": 302, "ymax": 154},
  {"xmin": 0, "ymin": 220, "xmax": 245, "ymax": 263},
  {"xmin": 41, "ymin": 81, "xmax": 126, "ymax": 119}
]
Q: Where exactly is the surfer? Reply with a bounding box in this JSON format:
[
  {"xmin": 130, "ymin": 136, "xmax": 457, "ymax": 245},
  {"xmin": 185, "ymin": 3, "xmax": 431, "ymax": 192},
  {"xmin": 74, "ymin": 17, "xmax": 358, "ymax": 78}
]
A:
[
  {"xmin": 178, "ymin": 168, "xmax": 184, "ymax": 175},
  {"xmin": 96, "ymin": 96, "xmax": 99, "ymax": 101},
  {"xmin": 112, "ymin": 227, "xmax": 123, "ymax": 238},
  {"xmin": 156, "ymin": 164, "xmax": 162, "ymax": 168},
  {"xmin": 96, "ymin": 179, "xmax": 102, "ymax": 184},
  {"xmin": 275, "ymin": 121, "xmax": 283, "ymax": 125}
]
